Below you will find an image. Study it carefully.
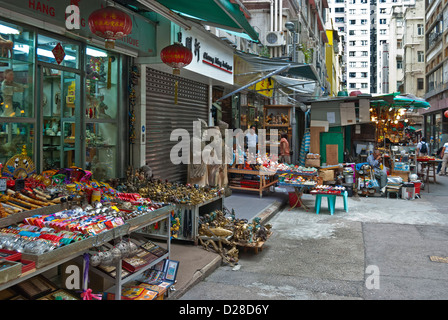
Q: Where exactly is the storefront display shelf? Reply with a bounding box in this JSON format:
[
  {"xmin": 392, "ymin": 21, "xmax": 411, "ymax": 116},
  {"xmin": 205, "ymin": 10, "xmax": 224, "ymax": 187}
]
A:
[
  {"xmin": 140, "ymin": 196, "xmax": 223, "ymax": 245},
  {"xmin": 0, "ymin": 204, "xmax": 173, "ymax": 298},
  {"xmin": 0, "ymin": 203, "xmax": 68, "ymax": 228}
]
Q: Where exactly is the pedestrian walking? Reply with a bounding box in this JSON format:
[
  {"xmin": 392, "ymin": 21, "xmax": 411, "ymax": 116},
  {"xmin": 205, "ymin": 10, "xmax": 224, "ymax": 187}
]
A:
[
  {"xmin": 417, "ymin": 137, "xmax": 429, "ymax": 156},
  {"xmin": 279, "ymin": 133, "xmax": 291, "ymax": 164},
  {"xmin": 438, "ymin": 141, "xmax": 448, "ymax": 175}
]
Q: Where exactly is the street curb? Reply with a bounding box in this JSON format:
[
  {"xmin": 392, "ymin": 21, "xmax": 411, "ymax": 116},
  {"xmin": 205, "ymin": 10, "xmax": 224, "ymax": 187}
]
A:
[
  {"xmin": 168, "ymin": 255, "xmax": 222, "ymax": 300},
  {"xmin": 253, "ymin": 200, "xmax": 286, "ymax": 225}
]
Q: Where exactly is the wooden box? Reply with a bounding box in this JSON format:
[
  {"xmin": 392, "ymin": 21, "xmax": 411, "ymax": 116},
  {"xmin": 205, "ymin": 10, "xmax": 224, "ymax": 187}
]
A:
[{"xmin": 0, "ymin": 260, "xmax": 22, "ymax": 284}]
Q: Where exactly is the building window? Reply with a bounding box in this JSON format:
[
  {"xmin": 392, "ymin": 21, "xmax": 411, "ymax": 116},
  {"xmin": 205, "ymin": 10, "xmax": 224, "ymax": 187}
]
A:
[
  {"xmin": 361, "ymin": 83, "xmax": 368, "ymax": 88},
  {"xmin": 397, "ymin": 59, "xmax": 403, "ymax": 69},
  {"xmin": 362, "ymin": 51, "xmax": 368, "ymax": 56},
  {"xmin": 417, "ymin": 51, "xmax": 424, "ymax": 62},
  {"xmin": 361, "ymin": 72, "xmax": 368, "ymax": 78},
  {"xmin": 349, "ymin": 72, "xmax": 356, "ymax": 78},
  {"xmin": 361, "ymin": 40, "xmax": 368, "ymax": 46},
  {"xmin": 338, "ymin": 27, "xmax": 345, "ymax": 32},
  {"xmin": 417, "ymin": 24, "xmax": 424, "ymax": 35},
  {"xmin": 380, "ymin": 19, "xmax": 387, "ymax": 24},
  {"xmin": 361, "ymin": 9, "xmax": 367, "ymax": 14},
  {"xmin": 349, "ymin": 30, "xmax": 355, "ymax": 35},
  {"xmin": 380, "ymin": 8, "xmax": 387, "ymax": 13},
  {"xmin": 361, "ymin": 30, "xmax": 368, "ymax": 35},
  {"xmin": 349, "ymin": 51, "xmax": 356, "ymax": 57},
  {"xmin": 397, "ymin": 39, "xmax": 402, "ymax": 49},
  {"xmin": 335, "ymin": 17, "xmax": 345, "ymax": 23},
  {"xmin": 361, "ymin": 19, "xmax": 367, "ymax": 25},
  {"xmin": 349, "ymin": 83, "xmax": 356, "ymax": 88},
  {"xmin": 335, "ymin": 7, "xmax": 344, "ymax": 12},
  {"xmin": 349, "ymin": 9, "xmax": 356, "ymax": 14},
  {"xmin": 350, "ymin": 20, "xmax": 356, "ymax": 25},
  {"xmin": 361, "ymin": 61, "xmax": 368, "ymax": 67},
  {"xmin": 380, "ymin": 29, "xmax": 387, "ymax": 35},
  {"xmin": 349, "ymin": 41, "xmax": 356, "ymax": 46},
  {"xmin": 350, "ymin": 62, "xmax": 357, "ymax": 67},
  {"xmin": 417, "ymin": 78, "xmax": 424, "ymax": 90}
]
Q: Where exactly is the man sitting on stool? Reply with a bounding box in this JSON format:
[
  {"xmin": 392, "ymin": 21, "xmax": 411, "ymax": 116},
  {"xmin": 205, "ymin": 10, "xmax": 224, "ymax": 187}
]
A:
[{"xmin": 367, "ymin": 150, "xmax": 387, "ymax": 196}]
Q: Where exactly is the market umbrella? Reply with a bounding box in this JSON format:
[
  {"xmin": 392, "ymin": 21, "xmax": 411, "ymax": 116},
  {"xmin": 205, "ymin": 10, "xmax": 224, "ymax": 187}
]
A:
[{"xmin": 370, "ymin": 93, "xmax": 430, "ymax": 109}]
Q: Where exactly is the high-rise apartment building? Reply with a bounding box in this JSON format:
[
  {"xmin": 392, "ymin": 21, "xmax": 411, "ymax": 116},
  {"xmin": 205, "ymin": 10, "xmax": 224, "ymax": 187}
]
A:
[{"xmin": 420, "ymin": 0, "xmax": 448, "ymax": 152}]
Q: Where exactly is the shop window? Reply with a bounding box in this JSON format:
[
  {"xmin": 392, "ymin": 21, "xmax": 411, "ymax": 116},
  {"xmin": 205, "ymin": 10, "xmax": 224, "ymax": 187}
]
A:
[
  {"xmin": 37, "ymin": 34, "xmax": 79, "ymax": 69},
  {"xmin": 85, "ymin": 46, "xmax": 119, "ymax": 179},
  {"xmin": 0, "ymin": 20, "xmax": 35, "ymax": 166},
  {"xmin": 0, "ymin": 21, "xmax": 35, "ymax": 118},
  {"xmin": 0, "ymin": 122, "xmax": 34, "ymax": 167}
]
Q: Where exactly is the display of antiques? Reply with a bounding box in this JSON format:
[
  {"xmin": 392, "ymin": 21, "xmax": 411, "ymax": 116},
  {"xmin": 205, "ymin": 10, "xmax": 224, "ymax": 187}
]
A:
[
  {"xmin": 0, "ymin": 35, "xmax": 13, "ymax": 58},
  {"xmin": 198, "ymin": 207, "xmax": 272, "ymax": 266},
  {"xmin": 265, "ymin": 112, "xmax": 289, "ymax": 125}
]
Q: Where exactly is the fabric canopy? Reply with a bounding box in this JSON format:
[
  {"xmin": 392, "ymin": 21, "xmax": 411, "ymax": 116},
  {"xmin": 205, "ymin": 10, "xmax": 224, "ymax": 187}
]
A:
[
  {"xmin": 216, "ymin": 51, "xmax": 321, "ymax": 101},
  {"xmin": 154, "ymin": 0, "xmax": 259, "ymax": 41},
  {"xmin": 234, "ymin": 51, "xmax": 320, "ymax": 83},
  {"xmin": 370, "ymin": 93, "xmax": 430, "ymax": 109}
]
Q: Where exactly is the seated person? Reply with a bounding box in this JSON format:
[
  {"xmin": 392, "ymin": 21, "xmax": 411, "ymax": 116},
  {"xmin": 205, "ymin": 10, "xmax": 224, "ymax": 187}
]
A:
[{"xmin": 367, "ymin": 150, "xmax": 387, "ymax": 195}]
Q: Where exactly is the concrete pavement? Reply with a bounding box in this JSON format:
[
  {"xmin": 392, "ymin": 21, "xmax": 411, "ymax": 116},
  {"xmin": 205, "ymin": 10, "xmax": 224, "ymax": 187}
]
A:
[{"xmin": 172, "ymin": 176, "xmax": 448, "ymax": 300}]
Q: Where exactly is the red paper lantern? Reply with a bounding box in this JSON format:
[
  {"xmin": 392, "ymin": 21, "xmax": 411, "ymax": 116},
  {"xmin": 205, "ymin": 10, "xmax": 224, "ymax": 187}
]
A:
[
  {"xmin": 444, "ymin": 110, "xmax": 448, "ymax": 118},
  {"xmin": 88, "ymin": 6, "xmax": 132, "ymax": 49},
  {"xmin": 160, "ymin": 42, "xmax": 193, "ymax": 75}
]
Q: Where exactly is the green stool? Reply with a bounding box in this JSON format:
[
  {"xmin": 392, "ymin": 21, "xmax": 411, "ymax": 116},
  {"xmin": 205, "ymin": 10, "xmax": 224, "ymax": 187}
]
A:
[{"xmin": 315, "ymin": 191, "xmax": 348, "ymax": 215}]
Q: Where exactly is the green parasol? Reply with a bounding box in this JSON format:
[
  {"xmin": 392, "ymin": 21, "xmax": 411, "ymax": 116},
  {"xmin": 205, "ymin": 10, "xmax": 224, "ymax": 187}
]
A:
[{"xmin": 370, "ymin": 93, "xmax": 430, "ymax": 109}]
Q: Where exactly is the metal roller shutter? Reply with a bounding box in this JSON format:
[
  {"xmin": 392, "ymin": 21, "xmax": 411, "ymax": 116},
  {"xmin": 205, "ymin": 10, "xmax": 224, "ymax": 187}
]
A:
[{"xmin": 145, "ymin": 67, "xmax": 209, "ymax": 183}]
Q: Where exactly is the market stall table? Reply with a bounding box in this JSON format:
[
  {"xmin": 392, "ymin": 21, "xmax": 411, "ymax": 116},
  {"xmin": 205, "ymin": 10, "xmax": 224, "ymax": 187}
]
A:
[
  {"xmin": 228, "ymin": 168, "xmax": 278, "ymax": 198},
  {"xmin": 277, "ymin": 182, "xmax": 315, "ymax": 211}
]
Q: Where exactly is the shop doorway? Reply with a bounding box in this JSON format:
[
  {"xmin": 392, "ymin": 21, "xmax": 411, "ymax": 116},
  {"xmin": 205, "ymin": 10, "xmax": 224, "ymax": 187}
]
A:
[{"xmin": 36, "ymin": 65, "xmax": 82, "ymax": 172}]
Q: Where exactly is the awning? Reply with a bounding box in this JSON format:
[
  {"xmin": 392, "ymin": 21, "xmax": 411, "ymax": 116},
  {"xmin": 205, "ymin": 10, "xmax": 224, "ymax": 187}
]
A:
[
  {"xmin": 234, "ymin": 51, "xmax": 320, "ymax": 83},
  {"xmin": 216, "ymin": 51, "xmax": 321, "ymax": 101},
  {"xmin": 154, "ymin": 0, "xmax": 259, "ymax": 41}
]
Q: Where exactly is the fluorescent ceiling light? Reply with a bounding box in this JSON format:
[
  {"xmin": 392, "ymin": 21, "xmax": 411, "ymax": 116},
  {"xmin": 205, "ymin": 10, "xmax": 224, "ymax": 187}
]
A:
[
  {"xmin": 37, "ymin": 48, "xmax": 76, "ymax": 61},
  {"xmin": 86, "ymin": 47, "xmax": 107, "ymax": 57},
  {"xmin": 0, "ymin": 24, "xmax": 20, "ymax": 35}
]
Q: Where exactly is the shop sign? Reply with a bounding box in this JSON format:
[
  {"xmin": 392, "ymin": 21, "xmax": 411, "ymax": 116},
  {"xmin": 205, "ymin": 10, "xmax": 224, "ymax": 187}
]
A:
[
  {"xmin": 180, "ymin": 28, "xmax": 234, "ymax": 85},
  {"xmin": 248, "ymin": 78, "xmax": 273, "ymax": 98},
  {"xmin": 0, "ymin": 0, "xmax": 156, "ymax": 56}
]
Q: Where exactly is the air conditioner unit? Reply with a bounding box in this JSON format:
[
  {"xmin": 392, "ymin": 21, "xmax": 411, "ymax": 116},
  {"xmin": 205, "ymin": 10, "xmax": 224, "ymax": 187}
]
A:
[{"xmin": 265, "ymin": 31, "xmax": 285, "ymax": 46}]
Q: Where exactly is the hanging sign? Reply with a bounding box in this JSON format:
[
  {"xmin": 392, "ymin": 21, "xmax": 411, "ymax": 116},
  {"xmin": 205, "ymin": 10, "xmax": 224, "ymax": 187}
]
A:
[{"xmin": 52, "ymin": 42, "xmax": 66, "ymax": 64}]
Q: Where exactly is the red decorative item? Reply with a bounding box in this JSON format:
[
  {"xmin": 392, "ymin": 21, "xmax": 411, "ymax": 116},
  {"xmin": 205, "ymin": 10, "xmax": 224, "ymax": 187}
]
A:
[
  {"xmin": 444, "ymin": 110, "xmax": 448, "ymax": 118},
  {"xmin": 160, "ymin": 42, "xmax": 193, "ymax": 75},
  {"xmin": 88, "ymin": 6, "xmax": 133, "ymax": 49}
]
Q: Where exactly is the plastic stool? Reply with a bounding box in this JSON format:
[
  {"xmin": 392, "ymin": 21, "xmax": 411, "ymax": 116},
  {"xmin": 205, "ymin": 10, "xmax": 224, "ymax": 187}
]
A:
[{"xmin": 315, "ymin": 191, "xmax": 348, "ymax": 215}]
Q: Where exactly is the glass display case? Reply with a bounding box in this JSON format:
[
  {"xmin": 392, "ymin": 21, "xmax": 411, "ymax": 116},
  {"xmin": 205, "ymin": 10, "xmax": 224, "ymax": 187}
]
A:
[
  {"xmin": 1, "ymin": 18, "xmax": 124, "ymax": 179},
  {"xmin": 0, "ymin": 122, "xmax": 34, "ymax": 165},
  {"xmin": 85, "ymin": 46, "xmax": 119, "ymax": 178},
  {"xmin": 0, "ymin": 20, "xmax": 34, "ymax": 118}
]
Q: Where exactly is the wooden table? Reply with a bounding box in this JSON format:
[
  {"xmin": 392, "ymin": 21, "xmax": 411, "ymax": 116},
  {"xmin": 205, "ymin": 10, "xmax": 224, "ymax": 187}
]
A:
[
  {"xmin": 228, "ymin": 168, "xmax": 278, "ymax": 198},
  {"xmin": 417, "ymin": 159, "xmax": 440, "ymax": 193},
  {"xmin": 277, "ymin": 182, "xmax": 315, "ymax": 211}
]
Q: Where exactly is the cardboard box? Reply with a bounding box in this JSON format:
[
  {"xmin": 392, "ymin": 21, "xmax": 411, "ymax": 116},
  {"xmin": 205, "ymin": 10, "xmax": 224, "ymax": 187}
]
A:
[
  {"xmin": 319, "ymin": 169, "xmax": 334, "ymax": 181},
  {"xmin": 305, "ymin": 159, "xmax": 321, "ymax": 168}
]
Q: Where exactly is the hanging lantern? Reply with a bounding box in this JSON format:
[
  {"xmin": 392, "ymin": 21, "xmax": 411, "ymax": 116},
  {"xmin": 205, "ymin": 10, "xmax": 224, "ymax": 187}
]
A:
[
  {"xmin": 88, "ymin": 6, "xmax": 132, "ymax": 49},
  {"xmin": 160, "ymin": 42, "xmax": 193, "ymax": 75},
  {"xmin": 160, "ymin": 43, "xmax": 193, "ymax": 104},
  {"xmin": 444, "ymin": 110, "xmax": 448, "ymax": 118}
]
